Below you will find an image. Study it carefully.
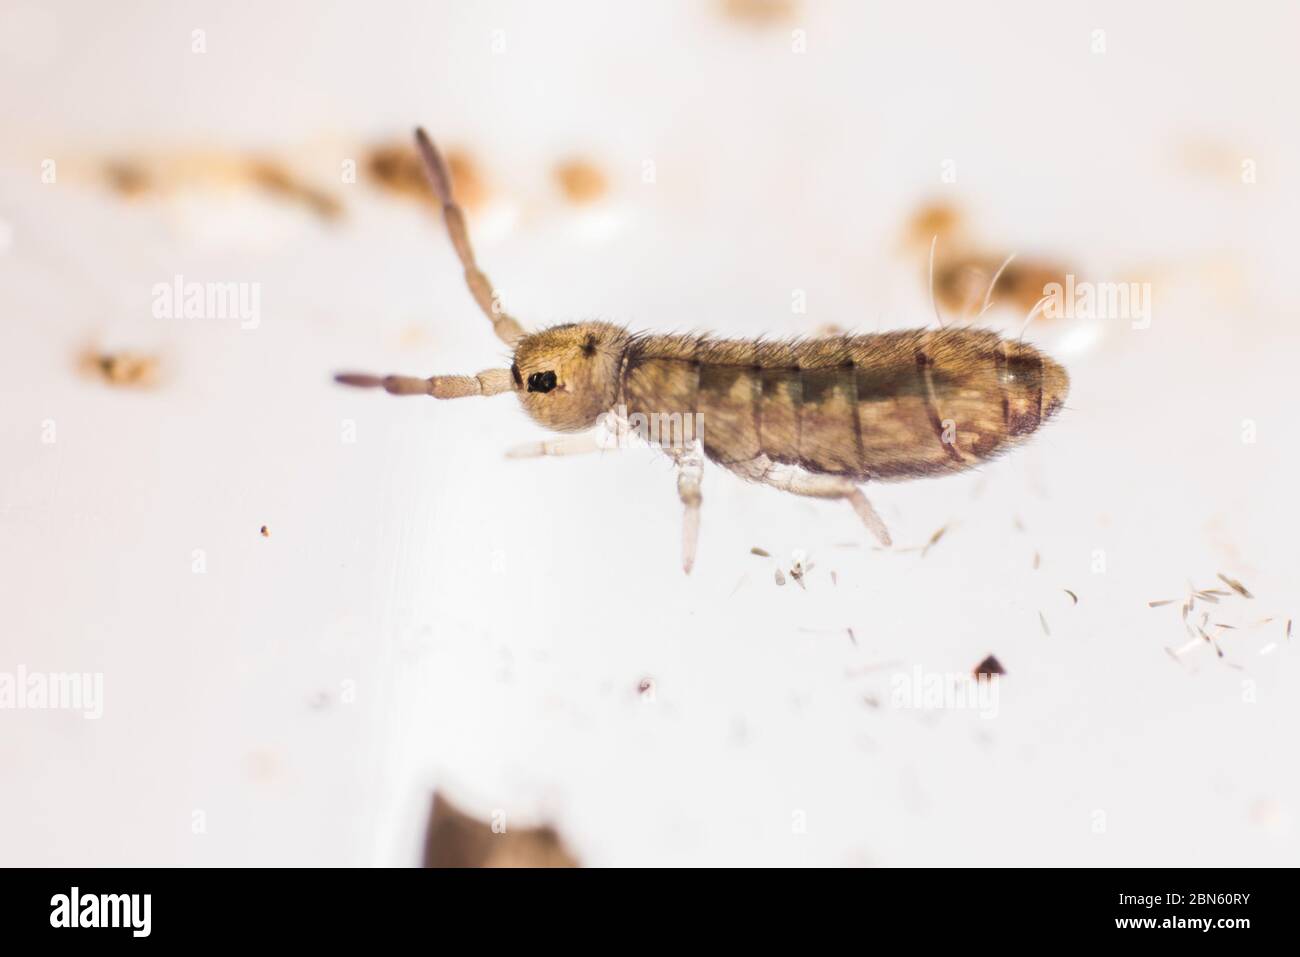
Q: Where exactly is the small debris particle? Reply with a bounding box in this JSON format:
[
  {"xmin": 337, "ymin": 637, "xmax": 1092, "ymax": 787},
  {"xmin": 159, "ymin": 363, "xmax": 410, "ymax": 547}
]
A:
[
  {"xmin": 1213, "ymin": 622, "xmax": 1236, "ymax": 630},
  {"xmin": 1217, "ymin": 572, "xmax": 1254, "ymax": 599},
  {"xmin": 846, "ymin": 627, "xmax": 857, "ymax": 646},
  {"xmin": 750, "ymin": 546, "xmax": 770, "ymax": 557},
  {"xmin": 637, "ymin": 677, "xmax": 654, "ymax": 697},
  {"xmin": 553, "ymin": 158, "xmax": 608, "ymax": 204},
  {"xmin": 1288, "ymin": 619, "xmax": 1293, "ymax": 640},
  {"xmin": 1032, "ymin": 550, "xmax": 1041, "ymax": 570},
  {"xmin": 789, "ymin": 554, "xmax": 809, "ymax": 589},
  {"xmin": 830, "ymin": 570, "xmax": 838, "ymax": 586},
  {"xmin": 1038, "ymin": 611, "xmax": 1051, "ymax": 636},
  {"xmin": 774, "ymin": 568, "xmax": 786, "ymax": 586},
  {"xmin": 1148, "ymin": 599, "xmax": 1176, "ymax": 608},
  {"xmin": 973, "ymin": 654, "xmax": 1006, "ymax": 678},
  {"xmin": 81, "ymin": 350, "xmax": 160, "ymax": 388},
  {"xmin": 1194, "ymin": 591, "xmax": 1221, "ymax": 604},
  {"xmin": 1063, "ymin": 589, "xmax": 1078, "ymax": 605},
  {"xmin": 921, "ymin": 524, "xmax": 948, "ymax": 557},
  {"xmin": 260, "ymin": 525, "xmax": 270, "ymax": 538}
]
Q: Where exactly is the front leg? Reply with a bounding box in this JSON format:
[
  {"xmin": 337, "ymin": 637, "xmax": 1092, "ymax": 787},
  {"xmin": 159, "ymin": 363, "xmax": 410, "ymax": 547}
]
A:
[
  {"xmin": 505, "ymin": 432, "xmax": 605, "ymax": 458},
  {"xmin": 505, "ymin": 410, "xmax": 635, "ymax": 458}
]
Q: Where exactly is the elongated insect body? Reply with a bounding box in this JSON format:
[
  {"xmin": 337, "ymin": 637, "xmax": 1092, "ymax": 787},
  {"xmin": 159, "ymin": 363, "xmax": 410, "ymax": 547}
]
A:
[
  {"xmin": 616, "ymin": 328, "xmax": 1066, "ymax": 481},
  {"xmin": 337, "ymin": 128, "xmax": 1070, "ymax": 572}
]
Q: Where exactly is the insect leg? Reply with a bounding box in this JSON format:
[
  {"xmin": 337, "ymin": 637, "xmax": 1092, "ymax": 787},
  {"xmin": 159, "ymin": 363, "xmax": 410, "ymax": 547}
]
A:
[
  {"xmin": 508, "ymin": 408, "xmax": 637, "ymax": 458},
  {"xmin": 334, "ymin": 368, "xmax": 513, "ymax": 398},
  {"xmin": 414, "ymin": 128, "xmax": 526, "ymax": 348},
  {"xmin": 667, "ymin": 446, "xmax": 704, "ymax": 575},
  {"xmin": 505, "ymin": 433, "xmax": 608, "ymax": 458},
  {"xmin": 760, "ymin": 466, "xmax": 892, "ymax": 547}
]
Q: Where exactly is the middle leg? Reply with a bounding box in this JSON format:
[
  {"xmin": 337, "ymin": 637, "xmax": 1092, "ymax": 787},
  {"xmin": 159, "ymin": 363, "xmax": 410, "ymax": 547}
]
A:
[{"xmin": 666, "ymin": 445, "xmax": 704, "ymax": 575}]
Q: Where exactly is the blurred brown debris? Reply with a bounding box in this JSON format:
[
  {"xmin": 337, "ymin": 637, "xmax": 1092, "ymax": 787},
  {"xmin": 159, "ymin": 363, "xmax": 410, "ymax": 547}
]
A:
[
  {"xmin": 554, "ymin": 157, "xmax": 608, "ymax": 204},
  {"xmin": 103, "ymin": 160, "xmax": 151, "ymax": 198},
  {"xmin": 721, "ymin": 0, "xmax": 799, "ymax": 26},
  {"xmin": 904, "ymin": 201, "xmax": 1071, "ymax": 319},
  {"xmin": 101, "ymin": 152, "xmax": 342, "ymax": 221},
  {"xmin": 422, "ymin": 793, "xmax": 579, "ymax": 868},
  {"xmin": 248, "ymin": 159, "xmax": 343, "ymax": 221},
  {"xmin": 80, "ymin": 349, "xmax": 159, "ymax": 388},
  {"xmin": 367, "ymin": 141, "xmax": 488, "ymax": 211}
]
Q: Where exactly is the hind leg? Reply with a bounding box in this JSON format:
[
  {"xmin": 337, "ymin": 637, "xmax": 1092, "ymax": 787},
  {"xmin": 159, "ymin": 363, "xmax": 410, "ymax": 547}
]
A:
[{"xmin": 732, "ymin": 456, "xmax": 892, "ymax": 547}]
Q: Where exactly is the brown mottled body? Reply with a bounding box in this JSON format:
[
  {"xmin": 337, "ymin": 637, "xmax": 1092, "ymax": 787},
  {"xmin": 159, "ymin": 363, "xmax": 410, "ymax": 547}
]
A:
[{"xmin": 619, "ymin": 327, "xmax": 1067, "ymax": 482}]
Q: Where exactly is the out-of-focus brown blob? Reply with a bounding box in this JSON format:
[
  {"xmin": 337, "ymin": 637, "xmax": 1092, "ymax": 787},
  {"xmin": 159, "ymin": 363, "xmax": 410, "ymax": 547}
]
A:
[
  {"xmin": 423, "ymin": 793, "xmax": 579, "ymax": 868},
  {"xmin": 1173, "ymin": 137, "xmax": 1247, "ymax": 182},
  {"xmin": 368, "ymin": 142, "xmax": 488, "ymax": 211},
  {"xmin": 80, "ymin": 349, "xmax": 159, "ymax": 388},
  {"xmin": 934, "ymin": 255, "xmax": 1070, "ymax": 318},
  {"xmin": 721, "ymin": 0, "xmax": 799, "ymax": 25},
  {"xmin": 904, "ymin": 201, "xmax": 966, "ymax": 249},
  {"xmin": 554, "ymin": 158, "xmax": 608, "ymax": 204},
  {"xmin": 904, "ymin": 201, "xmax": 1071, "ymax": 319},
  {"xmin": 103, "ymin": 160, "xmax": 151, "ymax": 198}
]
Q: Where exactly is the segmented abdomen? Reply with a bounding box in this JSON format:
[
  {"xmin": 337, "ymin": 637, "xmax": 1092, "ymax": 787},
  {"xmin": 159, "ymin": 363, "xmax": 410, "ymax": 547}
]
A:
[{"xmin": 618, "ymin": 328, "xmax": 1068, "ymax": 481}]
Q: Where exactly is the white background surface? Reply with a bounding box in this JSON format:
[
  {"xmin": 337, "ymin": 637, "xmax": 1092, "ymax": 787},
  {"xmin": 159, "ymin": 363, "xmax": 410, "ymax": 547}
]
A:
[{"xmin": 2, "ymin": 0, "xmax": 1298, "ymax": 866}]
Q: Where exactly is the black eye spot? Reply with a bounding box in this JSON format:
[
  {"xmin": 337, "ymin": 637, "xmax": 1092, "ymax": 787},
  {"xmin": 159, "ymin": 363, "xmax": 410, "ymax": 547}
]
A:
[{"xmin": 527, "ymin": 370, "xmax": 558, "ymax": 394}]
